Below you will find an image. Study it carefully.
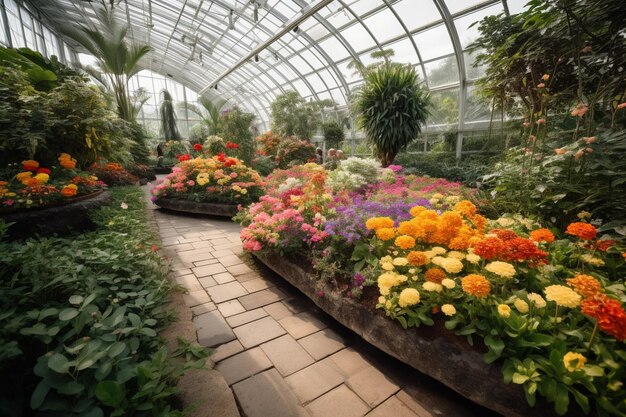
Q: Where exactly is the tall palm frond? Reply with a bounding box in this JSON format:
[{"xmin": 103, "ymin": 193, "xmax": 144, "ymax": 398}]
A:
[{"xmin": 178, "ymin": 97, "xmax": 227, "ymax": 135}]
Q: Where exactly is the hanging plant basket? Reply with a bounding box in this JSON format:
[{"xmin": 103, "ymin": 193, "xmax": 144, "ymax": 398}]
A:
[
  {"xmin": 0, "ymin": 190, "xmax": 112, "ymax": 240},
  {"xmin": 154, "ymin": 197, "xmax": 238, "ymax": 218}
]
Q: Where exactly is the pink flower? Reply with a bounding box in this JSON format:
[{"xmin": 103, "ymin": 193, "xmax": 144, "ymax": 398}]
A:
[
  {"xmin": 617, "ymin": 102, "xmax": 626, "ymax": 110},
  {"xmin": 541, "ymin": 74, "xmax": 550, "ymax": 81},
  {"xmin": 529, "ymin": 135, "xmax": 536, "ymax": 142},
  {"xmin": 3, "ymin": 199, "xmax": 14, "ymax": 207},
  {"xmin": 571, "ymin": 103, "xmax": 588, "ymax": 117},
  {"xmin": 555, "ymin": 148, "xmax": 567, "ymax": 155},
  {"xmin": 537, "ymin": 83, "xmax": 545, "ymax": 88},
  {"xmin": 574, "ymin": 149, "xmax": 585, "ymax": 159},
  {"xmin": 583, "ymin": 136, "xmax": 596, "ymax": 144},
  {"xmin": 536, "ymin": 118, "xmax": 546, "ymax": 125},
  {"xmin": 523, "ymin": 121, "xmax": 530, "ymax": 127},
  {"xmin": 581, "ymin": 46, "xmax": 593, "ymax": 53},
  {"xmin": 585, "ymin": 147, "xmax": 593, "ymax": 153},
  {"xmin": 230, "ymin": 172, "xmax": 238, "ymax": 178}
]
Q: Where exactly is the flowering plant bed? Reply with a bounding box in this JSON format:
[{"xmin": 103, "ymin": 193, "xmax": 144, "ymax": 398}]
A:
[
  {"xmin": 236, "ymin": 159, "xmax": 626, "ymax": 417},
  {"xmin": 150, "ymin": 154, "xmax": 265, "ymax": 208}
]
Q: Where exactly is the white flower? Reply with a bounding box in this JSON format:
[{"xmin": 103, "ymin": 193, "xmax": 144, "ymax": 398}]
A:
[{"xmin": 120, "ymin": 202, "xmax": 128, "ymax": 209}]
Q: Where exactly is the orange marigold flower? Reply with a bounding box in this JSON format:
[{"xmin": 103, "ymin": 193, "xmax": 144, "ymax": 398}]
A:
[
  {"xmin": 398, "ymin": 221, "xmax": 419, "ymax": 236},
  {"xmin": 492, "ymin": 229, "xmax": 518, "ymax": 241},
  {"xmin": 461, "ymin": 274, "xmax": 491, "ymax": 298},
  {"xmin": 472, "ymin": 237, "xmax": 506, "ymax": 260},
  {"xmin": 22, "ymin": 159, "xmax": 40, "ymax": 171},
  {"xmin": 566, "ymin": 222, "xmax": 597, "ymax": 240},
  {"xmin": 409, "ymin": 205, "xmax": 427, "ymax": 217},
  {"xmin": 376, "ymin": 228, "xmax": 395, "ymax": 241},
  {"xmin": 448, "ymin": 234, "xmax": 471, "ymax": 250},
  {"xmin": 60, "ymin": 159, "xmax": 77, "ymax": 169},
  {"xmin": 567, "ymin": 274, "xmax": 602, "ymax": 298},
  {"xmin": 453, "ymin": 200, "xmax": 477, "ymax": 216},
  {"xmin": 61, "ymin": 185, "xmax": 78, "ymax": 197},
  {"xmin": 595, "ymin": 239, "xmax": 614, "ymax": 252},
  {"xmin": 365, "ymin": 217, "xmax": 394, "ymax": 230},
  {"xmin": 502, "ymin": 237, "xmax": 548, "ymax": 264},
  {"xmin": 395, "ymin": 235, "xmax": 416, "ymax": 250},
  {"xmin": 407, "ymin": 251, "xmax": 429, "ymax": 266},
  {"xmin": 424, "ymin": 267, "xmax": 446, "ymax": 284},
  {"xmin": 530, "ymin": 228, "xmax": 555, "ymax": 243},
  {"xmin": 581, "ymin": 294, "xmax": 626, "ymax": 341}
]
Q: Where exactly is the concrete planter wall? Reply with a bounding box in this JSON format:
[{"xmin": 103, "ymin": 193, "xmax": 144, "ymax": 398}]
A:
[
  {"xmin": 154, "ymin": 198, "xmax": 238, "ymax": 217},
  {"xmin": 0, "ymin": 190, "xmax": 112, "ymax": 240},
  {"xmin": 254, "ymin": 251, "xmax": 563, "ymax": 417}
]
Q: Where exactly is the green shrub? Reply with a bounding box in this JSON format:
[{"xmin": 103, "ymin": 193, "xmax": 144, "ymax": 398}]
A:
[{"xmin": 275, "ymin": 137, "xmax": 316, "ymax": 169}]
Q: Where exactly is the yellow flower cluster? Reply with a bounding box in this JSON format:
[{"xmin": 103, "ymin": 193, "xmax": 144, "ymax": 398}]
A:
[
  {"xmin": 431, "ymin": 256, "xmax": 464, "ymax": 274},
  {"xmin": 377, "ymin": 272, "xmax": 408, "ymax": 295},
  {"xmin": 365, "ymin": 217, "xmax": 395, "ymax": 230},
  {"xmin": 196, "ymin": 172, "xmax": 210, "ymax": 186},
  {"xmin": 527, "ymin": 292, "xmax": 547, "ymax": 308},
  {"xmin": 544, "ymin": 285, "xmax": 581, "ymax": 308},
  {"xmin": 497, "ymin": 304, "xmax": 511, "ymax": 318},
  {"xmin": 485, "ymin": 261, "xmax": 516, "ymax": 278},
  {"xmin": 398, "ymin": 288, "xmax": 420, "ymax": 307},
  {"xmin": 563, "ymin": 352, "xmax": 586, "ymax": 372}
]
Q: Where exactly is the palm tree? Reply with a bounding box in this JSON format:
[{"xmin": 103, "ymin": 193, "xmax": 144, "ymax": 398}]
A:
[
  {"xmin": 179, "ymin": 96, "xmax": 227, "ymax": 135},
  {"xmin": 63, "ymin": 7, "xmax": 150, "ymax": 122}
]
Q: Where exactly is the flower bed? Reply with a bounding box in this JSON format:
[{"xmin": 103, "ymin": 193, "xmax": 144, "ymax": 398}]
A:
[
  {"xmin": 236, "ymin": 159, "xmax": 626, "ymax": 417},
  {"xmin": 150, "ymin": 154, "xmax": 265, "ymax": 213}
]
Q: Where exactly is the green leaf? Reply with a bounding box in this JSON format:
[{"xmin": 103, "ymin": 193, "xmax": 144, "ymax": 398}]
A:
[
  {"xmin": 95, "ymin": 381, "xmax": 125, "ymax": 407},
  {"xmin": 571, "ymin": 388, "xmax": 590, "ymax": 414},
  {"xmin": 484, "ymin": 335, "xmax": 505, "ymax": 357},
  {"xmin": 108, "ymin": 342, "xmax": 126, "ymax": 358},
  {"xmin": 69, "ymin": 295, "xmax": 84, "ymax": 305},
  {"xmin": 59, "ymin": 308, "xmax": 79, "ymax": 321},
  {"xmin": 396, "ymin": 316, "xmax": 408, "ymax": 329},
  {"xmin": 30, "ymin": 381, "xmax": 50, "ymax": 409},
  {"xmin": 48, "ymin": 353, "xmax": 70, "ymax": 374},
  {"xmin": 512, "ymin": 373, "xmax": 529, "ymax": 384},
  {"xmin": 554, "ymin": 384, "xmax": 570, "ymax": 415}
]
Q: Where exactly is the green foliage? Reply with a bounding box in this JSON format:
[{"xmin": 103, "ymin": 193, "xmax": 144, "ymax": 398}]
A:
[
  {"xmin": 270, "ymin": 91, "xmax": 333, "ymax": 140},
  {"xmin": 0, "ymin": 187, "xmax": 204, "ymax": 417},
  {"xmin": 395, "ymin": 152, "xmax": 497, "ymax": 186},
  {"xmin": 275, "ymin": 137, "xmax": 316, "ymax": 169},
  {"xmin": 352, "ymin": 62, "xmax": 430, "ymax": 166},
  {"xmin": 215, "ymin": 107, "xmax": 256, "ymax": 164},
  {"xmin": 159, "ymin": 90, "xmax": 182, "ymax": 141},
  {"xmin": 179, "ymin": 97, "xmax": 227, "ymax": 136},
  {"xmin": 322, "ymin": 120, "xmax": 345, "ymax": 149},
  {"xmin": 0, "ymin": 47, "xmax": 80, "ymax": 91}
]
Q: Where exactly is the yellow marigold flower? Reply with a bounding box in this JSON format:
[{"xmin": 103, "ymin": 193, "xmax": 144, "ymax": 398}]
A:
[
  {"xmin": 378, "ymin": 296, "xmax": 386, "ymax": 304},
  {"xmin": 434, "ymin": 257, "xmax": 464, "ymax": 274},
  {"xmin": 377, "ymin": 272, "xmax": 407, "ymax": 296},
  {"xmin": 441, "ymin": 278, "xmax": 456, "ymax": 289},
  {"xmin": 466, "ymin": 253, "xmax": 481, "ymax": 264},
  {"xmin": 441, "ymin": 304, "xmax": 456, "ymax": 316},
  {"xmin": 422, "ymin": 282, "xmax": 443, "ymax": 293},
  {"xmin": 496, "ymin": 217, "xmax": 515, "ymax": 227},
  {"xmin": 392, "ymin": 257, "xmax": 408, "ymax": 266},
  {"xmin": 398, "ymin": 288, "xmax": 420, "ymax": 307},
  {"xmin": 577, "ymin": 211, "xmax": 592, "ymax": 220},
  {"xmin": 563, "ymin": 352, "xmax": 586, "ymax": 372},
  {"xmin": 448, "ymin": 251, "xmax": 466, "ymax": 260},
  {"xmin": 381, "ymin": 262, "xmax": 394, "ymax": 271},
  {"xmin": 580, "ymin": 254, "xmax": 605, "ymax": 267},
  {"xmin": 34, "ymin": 173, "xmax": 49, "ymax": 184},
  {"xmin": 445, "ymin": 195, "xmax": 461, "ymax": 204},
  {"xmin": 196, "ymin": 173, "xmax": 210, "ymax": 186},
  {"xmin": 16, "ymin": 171, "xmax": 33, "ymax": 182},
  {"xmin": 366, "ymin": 217, "xmax": 394, "ymax": 230},
  {"xmin": 429, "ymin": 198, "xmax": 440, "ymax": 206},
  {"xmin": 514, "ymin": 299, "xmax": 529, "ymax": 314},
  {"xmin": 453, "ymin": 200, "xmax": 477, "ymax": 216},
  {"xmin": 497, "ymin": 304, "xmax": 511, "ymax": 318},
  {"xmin": 395, "ymin": 235, "xmax": 416, "ymax": 250},
  {"xmin": 376, "ymin": 228, "xmax": 395, "ymax": 241},
  {"xmin": 407, "ymin": 251, "xmax": 429, "ymax": 266},
  {"xmin": 385, "ymin": 300, "xmax": 393, "ymax": 310},
  {"xmin": 432, "ymin": 246, "xmax": 447, "ymax": 255},
  {"xmin": 544, "ymin": 285, "xmax": 581, "ymax": 308},
  {"xmin": 566, "ymin": 274, "xmax": 602, "ymax": 298},
  {"xmin": 461, "ymin": 274, "xmax": 491, "ymax": 298},
  {"xmin": 409, "ymin": 206, "xmax": 427, "ymax": 217},
  {"xmin": 398, "ymin": 221, "xmax": 419, "ymax": 236},
  {"xmin": 485, "ymin": 261, "xmax": 516, "ymax": 279},
  {"xmin": 240, "ymin": 189, "xmax": 248, "ymax": 195},
  {"xmin": 527, "ymin": 292, "xmax": 546, "ymax": 308}
]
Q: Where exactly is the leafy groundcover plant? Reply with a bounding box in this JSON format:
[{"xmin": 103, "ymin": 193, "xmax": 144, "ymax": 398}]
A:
[{"xmin": 0, "ymin": 186, "xmax": 207, "ymax": 417}]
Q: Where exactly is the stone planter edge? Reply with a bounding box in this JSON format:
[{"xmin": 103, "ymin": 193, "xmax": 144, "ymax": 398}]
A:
[{"xmin": 154, "ymin": 198, "xmax": 238, "ymax": 218}]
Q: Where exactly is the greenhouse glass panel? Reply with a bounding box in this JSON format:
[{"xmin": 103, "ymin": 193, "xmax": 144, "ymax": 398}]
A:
[
  {"xmin": 424, "ymin": 56, "xmax": 459, "ymax": 88},
  {"xmin": 362, "ymin": 8, "xmax": 405, "ymax": 44},
  {"xmin": 0, "ymin": 10, "xmax": 7, "ymax": 45},
  {"xmin": 349, "ymin": 0, "xmax": 382, "ymax": 16},
  {"xmin": 429, "ymin": 88, "xmax": 460, "ymax": 125},
  {"xmin": 339, "ymin": 23, "xmax": 377, "ymax": 52},
  {"xmin": 413, "ymin": 24, "xmax": 454, "ymax": 61},
  {"xmin": 393, "ymin": 0, "xmax": 441, "ymax": 32},
  {"xmin": 386, "ymin": 38, "xmax": 419, "ymax": 64},
  {"xmin": 454, "ymin": 4, "xmax": 503, "ymax": 49},
  {"xmin": 324, "ymin": 6, "xmax": 352, "ymax": 28},
  {"xmin": 319, "ymin": 36, "xmax": 351, "ymax": 61}
]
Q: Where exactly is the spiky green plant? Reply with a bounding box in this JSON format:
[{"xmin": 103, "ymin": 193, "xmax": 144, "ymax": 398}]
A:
[
  {"xmin": 63, "ymin": 8, "xmax": 150, "ymax": 122},
  {"xmin": 179, "ymin": 96, "xmax": 227, "ymax": 135},
  {"xmin": 353, "ymin": 63, "xmax": 430, "ymax": 166}
]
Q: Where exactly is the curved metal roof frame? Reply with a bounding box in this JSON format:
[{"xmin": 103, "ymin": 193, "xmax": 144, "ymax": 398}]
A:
[{"xmin": 31, "ymin": 0, "xmax": 515, "ymax": 136}]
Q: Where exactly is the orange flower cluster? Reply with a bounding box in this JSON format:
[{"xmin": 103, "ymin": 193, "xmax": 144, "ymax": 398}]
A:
[
  {"xmin": 581, "ymin": 295, "xmax": 626, "ymax": 341},
  {"xmin": 530, "ymin": 228, "xmax": 555, "ymax": 243},
  {"xmin": 461, "ymin": 274, "xmax": 491, "ymax": 298},
  {"xmin": 395, "ymin": 235, "xmax": 416, "ymax": 249},
  {"xmin": 566, "ymin": 274, "xmax": 602, "ymax": 298},
  {"xmin": 104, "ymin": 162, "xmax": 124, "ymax": 171},
  {"xmin": 407, "ymin": 251, "xmax": 428, "ymax": 266},
  {"xmin": 59, "ymin": 153, "xmax": 77, "ymax": 169},
  {"xmin": 424, "ymin": 267, "xmax": 446, "ymax": 284},
  {"xmin": 595, "ymin": 239, "xmax": 614, "ymax": 252},
  {"xmin": 61, "ymin": 184, "xmax": 78, "ymax": 197},
  {"xmin": 491, "ymin": 229, "xmax": 518, "ymax": 241},
  {"xmin": 472, "ymin": 234, "xmax": 547, "ymax": 265},
  {"xmin": 565, "ymin": 222, "xmax": 597, "ymax": 240}
]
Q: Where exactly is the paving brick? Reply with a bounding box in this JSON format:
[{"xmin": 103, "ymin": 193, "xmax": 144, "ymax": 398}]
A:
[
  {"xmin": 191, "ymin": 240, "xmax": 213, "ymax": 249},
  {"xmin": 226, "ymin": 308, "xmax": 268, "ymax": 328},
  {"xmin": 192, "ymin": 263, "xmax": 227, "ymax": 278},
  {"xmin": 366, "ymin": 396, "xmax": 419, "ymax": 417},
  {"xmin": 233, "ymin": 369, "xmax": 310, "ymax": 417},
  {"xmin": 233, "ymin": 316, "xmax": 286, "ymax": 348},
  {"xmin": 347, "ymin": 366, "xmax": 399, "ymax": 407},
  {"xmin": 175, "ymin": 275, "xmax": 202, "ymax": 291},
  {"xmin": 264, "ymin": 302, "xmax": 293, "ymax": 320},
  {"xmin": 194, "ymin": 310, "xmax": 236, "ymax": 347},
  {"xmin": 172, "ymin": 269, "xmax": 193, "ymax": 278},
  {"xmin": 207, "ymin": 281, "xmax": 248, "ymax": 303},
  {"xmin": 234, "ymin": 272, "xmax": 261, "ymax": 282},
  {"xmin": 215, "ymin": 347, "xmax": 273, "ymax": 385},
  {"xmin": 209, "ymin": 237, "xmax": 232, "ymax": 245},
  {"xmin": 279, "ymin": 312, "xmax": 327, "ymax": 339},
  {"xmin": 241, "ymin": 277, "xmax": 274, "ymax": 293},
  {"xmin": 218, "ymin": 254, "xmax": 244, "ymax": 267},
  {"xmin": 213, "ymin": 272, "xmax": 236, "ymax": 284},
  {"xmin": 217, "ymin": 299, "xmax": 246, "ymax": 317},
  {"xmin": 182, "ymin": 290, "xmax": 211, "ymax": 307},
  {"xmin": 178, "ymin": 248, "xmax": 215, "ymax": 263},
  {"xmin": 299, "ymin": 328, "xmax": 346, "ymax": 360},
  {"xmin": 211, "ymin": 249, "xmax": 236, "ymax": 258},
  {"xmin": 325, "ymin": 348, "xmax": 371, "ymax": 378},
  {"xmin": 282, "ymin": 297, "xmax": 312, "ymax": 314},
  {"xmin": 226, "ymin": 263, "xmax": 253, "ymax": 276},
  {"xmin": 306, "ymin": 385, "xmax": 370, "ymax": 417},
  {"xmin": 395, "ymin": 391, "xmax": 434, "ymax": 417},
  {"xmin": 261, "ymin": 334, "xmax": 315, "ymax": 376},
  {"xmin": 178, "ymin": 237, "xmax": 201, "ymax": 244},
  {"xmin": 239, "ymin": 287, "xmax": 287, "ymax": 310},
  {"xmin": 198, "ymin": 276, "xmax": 218, "ymax": 288},
  {"xmin": 173, "ymin": 243, "xmax": 194, "ymax": 252},
  {"xmin": 191, "ymin": 302, "xmax": 216, "ymax": 316},
  {"xmin": 211, "ymin": 340, "xmax": 244, "ymax": 363},
  {"xmin": 193, "ymin": 258, "xmax": 220, "ymax": 267},
  {"xmin": 285, "ymin": 360, "xmax": 344, "ymax": 403}
]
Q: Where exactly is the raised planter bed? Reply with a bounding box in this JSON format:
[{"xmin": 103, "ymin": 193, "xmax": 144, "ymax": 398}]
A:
[
  {"xmin": 154, "ymin": 166, "xmax": 173, "ymax": 175},
  {"xmin": 154, "ymin": 198, "xmax": 238, "ymax": 217},
  {"xmin": 0, "ymin": 190, "xmax": 112, "ymax": 240},
  {"xmin": 253, "ymin": 252, "xmax": 563, "ymax": 417}
]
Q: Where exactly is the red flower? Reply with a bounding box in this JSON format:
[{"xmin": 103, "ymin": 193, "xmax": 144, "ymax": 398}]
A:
[
  {"xmin": 226, "ymin": 141, "xmax": 239, "ymax": 150},
  {"xmin": 473, "ymin": 237, "xmax": 506, "ymax": 260},
  {"xmin": 193, "ymin": 143, "xmax": 203, "ymax": 151},
  {"xmin": 177, "ymin": 153, "xmax": 191, "ymax": 162},
  {"xmin": 216, "ymin": 152, "xmax": 226, "ymax": 162},
  {"xmin": 581, "ymin": 294, "xmax": 626, "ymax": 341},
  {"xmin": 595, "ymin": 239, "xmax": 614, "ymax": 252},
  {"xmin": 37, "ymin": 167, "xmax": 52, "ymax": 175},
  {"xmin": 502, "ymin": 237, "xmax": 548, "ymax": 265},
  {"xmin": 491, "ymin": 229, "xmax": 518, "ymax": 241}
]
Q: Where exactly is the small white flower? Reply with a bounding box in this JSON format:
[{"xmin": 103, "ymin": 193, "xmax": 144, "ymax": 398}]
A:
[{"xmin": 120, "ymin": 202, "xmax": 128, "ymax": 209}]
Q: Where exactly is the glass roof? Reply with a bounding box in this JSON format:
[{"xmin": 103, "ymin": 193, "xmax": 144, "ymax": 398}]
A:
[{"xmin": 31, "ymin": 0, "xmax": 526, "ymax": 130}]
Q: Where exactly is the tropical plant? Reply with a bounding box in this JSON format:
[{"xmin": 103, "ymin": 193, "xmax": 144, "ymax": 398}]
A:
[
  {"xmin": 275, "ymin": 137, "xmax": 316, "ymax": 169},
  {"xmin": 270, "ymin": 91, "xmax": 333, "ymax": 140},
  {"xmin": 179, "ymin": 96, "xmax": 227, "ymax": 136},
  {"xmin": 215, "ymin": 107, "xmax": 255, "ymax": 164},
  {"xmin": 322, "ymin": 120, "xmax": 345, "ymax": 149},
  {"xmin": 63, "ymin": 7, "xmax": 150, "ymax": 122},
  {"xmin": 352, "ymin": 62, "xmax": 430, "ymax": 166},
  {"xmin": 159, "ymin": 89, "xmax": 182, "ymax": 141}
]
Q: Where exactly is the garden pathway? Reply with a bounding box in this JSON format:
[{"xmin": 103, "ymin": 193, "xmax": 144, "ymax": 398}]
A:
[{"xmin": 144, "ymin": 183, "xmax": 501, "ymax": 417}]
